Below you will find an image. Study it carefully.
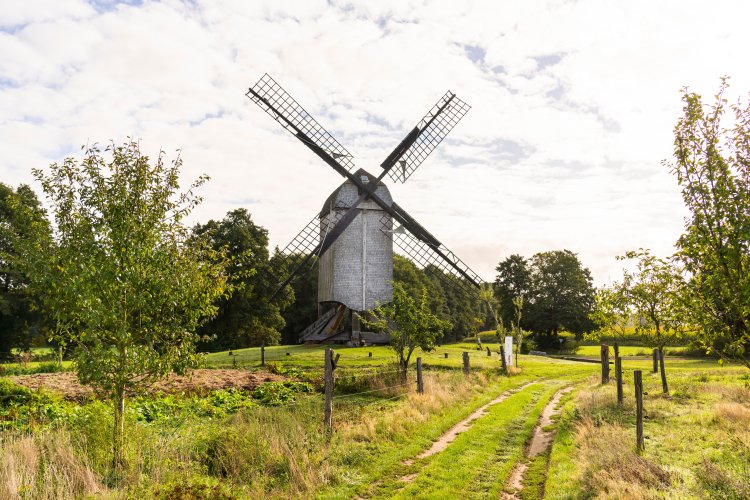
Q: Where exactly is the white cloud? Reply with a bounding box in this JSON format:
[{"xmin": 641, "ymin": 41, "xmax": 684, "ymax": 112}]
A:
[{"xmin": 1, "ymin": 0, "xmax": 747, "ymax": 287}]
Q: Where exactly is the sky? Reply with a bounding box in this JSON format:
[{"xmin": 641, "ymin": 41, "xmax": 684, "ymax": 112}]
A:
[{"xmin": 1, "ymin": 0, "xmax": 749, "ymax": 285}]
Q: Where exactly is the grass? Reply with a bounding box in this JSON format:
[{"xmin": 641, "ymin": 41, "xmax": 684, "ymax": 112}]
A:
[
  {"xmin": 543, "ymin": 361, "xmax": 750, "ymax": 498},
  {"xmin": 1, "ymin": 341, "xmax": 747, "ymax": 498},
  {"xmin": 574, "ymin": 344, "xmax": 689, "ymax": 357}
]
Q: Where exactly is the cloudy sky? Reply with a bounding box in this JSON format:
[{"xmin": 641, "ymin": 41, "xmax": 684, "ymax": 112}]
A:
[{"xmin": 2, "ymin": 0, "xmax": 748, "ymax": 285}]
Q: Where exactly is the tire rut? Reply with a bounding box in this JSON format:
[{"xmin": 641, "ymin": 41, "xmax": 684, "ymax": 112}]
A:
[{"xmin": 502, "ymin": 386, "xmax": 573, "ymax": 499}]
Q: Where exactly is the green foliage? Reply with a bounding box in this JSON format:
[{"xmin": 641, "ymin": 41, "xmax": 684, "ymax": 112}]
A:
[
  {"xmin": 250, "ymin": 381, "xmax": 314, "ymax": 406},
  {"xmin": 668, "ymin": 78, "xmax": 750, "ymax": 368},
  {"xmin": 393, "ymin": 256, "xmax": 480, "ymax": 342},
  {"xmin": 21, "ymin": 139, "xmax": 230, "ymax": 465},
  {"xmin": 194, "ymin": 209, "xmax": 290, "ymax": 349},
  {"xmin": 278, "ymin": 252, "xmax": 318, "ymax": 344},
  {"xmin": 364, "ymin": 281, "xmax": 452, "ymax": 370},
  {"xmin": 524, "ymin": 250, "xmax": 597, "ymax": 349},
  {"xmin": 587, "ymin": 284, "xmax": 632, "ymax": 342},
  {"xmin": 152, "ymin": 476, "xmax": 238, "ymax": 500},
  {"xmin": 494, "ymin": 254, "xmax": 531, "ymax": 329},
  {"xmin": 0, "ymin": 183, "xmax": 50, "ymax": 357},
  {"xmin": 0, "ymin": 379, "xmax": 73, "ymax": 431},
  {"xmin": 617, "ymin": 249, "xmax": 687, "ymax": 349}
]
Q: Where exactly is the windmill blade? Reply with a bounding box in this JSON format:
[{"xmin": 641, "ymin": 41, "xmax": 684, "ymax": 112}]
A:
[
  {"xmin": 268, "ymin": 202, "xmax": 348, "ymax": 299},
  {"xmin": 380, "ymin": 91, "xmax": 471, "ymax": 183},
  {"xmin": 380, "ymin": 203, "xmax": 483, "ymax": 294},
  {"xmin": 246, "ymin": 73, "xmax": 357, "ymax": 174}
]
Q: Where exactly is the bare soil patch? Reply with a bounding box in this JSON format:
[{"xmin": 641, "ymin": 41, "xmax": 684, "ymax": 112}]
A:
[{"xmin": 10, "ymin": 369, "xmax": 284, "ymax": 402}]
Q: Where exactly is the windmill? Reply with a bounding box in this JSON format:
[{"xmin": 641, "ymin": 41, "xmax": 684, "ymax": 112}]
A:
[{"xmin": 246, "ymin": 74, "xmax": 484, "ymax": 344}]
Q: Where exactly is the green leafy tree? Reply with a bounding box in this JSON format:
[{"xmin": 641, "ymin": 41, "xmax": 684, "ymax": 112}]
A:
[
  {"xmin": 193, "ymin": 209, "xmax": 291, "ymax": 349},
  {"xmin": 494, "ymin": 254, "xmax": 531, "ymax": 328},
  {"xmin": 279, "ymin": 252, "xmax": 318, "ymax": 345},
  {"xmin": 524, "ymin": 250, "xmax": 596, "ymax": 350},
  {"xmin": 21, "ymin": 141, "xmax": 229, "ymax": 467},
  {"xmin": 587, "ymin": 283, "xmax": 633, "ymax": 342},
  {"xmin": 619, "ymin": 249, "xmax": 686, "ymax": 394},
  {"xmin": 0, "ymin": 183, "xmax": 50, "ymax": 357},
  {"xmin": 667, "ymin": 78, "xmax": 750, "ymax": 368},
  {"xmin": 363, "ymin": 281, "xmax": 451, "ymax": 374}
]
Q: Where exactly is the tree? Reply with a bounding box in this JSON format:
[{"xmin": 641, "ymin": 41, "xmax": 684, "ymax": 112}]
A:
[
  {"xmin": 619, "ymin": 249, "xmax": 686, "ymax": 394},
  {"xmin": 667, "ymin": 78, "xmax": 750, "ymax": 368},
  {"xmin": 524, "ymin": 250, "xmax": 596, "ymax": 350},
  {"xmin": 279, "ymin": 252, "xmax": 318, "ymax": 345},
  {"xmin": 512, "ymin": 295, "xmax": 524, "ymax": 364},
  {"xmin": 21, "ymin": 141, "xmax": 229, "ymax": 468},
  {"xmin": 0, "ymin": 183, "xmax": 50, "ymax": 358},
  {"xmin": 363, "ymin": 281, "xmax": 451, "ymax": 375},
  {"xmin": 587, "ymin": 283, "xmax": 633, "ymax": 342},
  {"xmin": 479, "ymin": 283, "xmax": 504, "ymax": 339},
  {"xmin": 193, "ymin": 209, "xmax": 290, "ymax": 349},
  {"xmin": 494, "ymin": 254, "xmax": 531, "ymax": 328}
]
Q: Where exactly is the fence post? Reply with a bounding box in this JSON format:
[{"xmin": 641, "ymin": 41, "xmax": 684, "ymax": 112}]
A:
[
  {"xmin": 487, "ymin": 346, "xmax": 491, "ymax": 356},
  {"xmin": 613, "ymin": 342, "xmax": 620, "ymax": 359},
  {"xmin": 444, "ymin": 352, "xmax": 448, "ymax": 359},
  {"xmin": 462, "ymin": 352, "xmax": 470, "ymax": 375},
  {"xmin": 634, "ymin": 369, "xmax": 644, "ymax": 452},
  {"xmin": 500, "ymin": 345, "xmax": 507, "ymax": 374},
  {"xmin": 652, "ymin": 349, "xmax": 659, "ymax": 373},
  {"xmin": 324, "ymin": 348, "xmax": 336, "ymax": 435},
  {"xmin": 615, "ymin": 356, "xmax": 623, "ymax": 405},
  {"xmin": 261, "ymin": 342, "xmax": 265, "ymax": 367},
  {"xmin": 368, "ymin": 352, "xmax": 372, "ymax": 358},
  {"xmin": 416, "ymin": 357, "xmax": 424, "ymax": 394},
  {"xmin": 601, "ymin": 344, "xmax": 610, "ymax": 384}
]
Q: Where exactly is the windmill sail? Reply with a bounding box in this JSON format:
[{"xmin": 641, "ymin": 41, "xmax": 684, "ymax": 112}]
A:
[
  {"xmin": 246, "ymin": 73, "xmax": 357, "ymax": 174},
  {"xmin": 380, "ymin": 204, "xmax": 483, "ymax": 295},
  {"xmin": 380, "ymin": 91, "xmax": 471, "ymax": 183}
]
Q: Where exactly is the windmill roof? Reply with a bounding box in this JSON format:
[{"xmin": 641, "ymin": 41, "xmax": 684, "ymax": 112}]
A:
[{"xmin": 320, "ymin": 168, "xmax": 389, "ymax": 217}]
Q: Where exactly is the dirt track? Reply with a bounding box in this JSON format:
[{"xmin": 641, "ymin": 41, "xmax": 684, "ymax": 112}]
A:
[{"xmin": 10, "ymin": 369, "xmax": 284, "ymax": 401}]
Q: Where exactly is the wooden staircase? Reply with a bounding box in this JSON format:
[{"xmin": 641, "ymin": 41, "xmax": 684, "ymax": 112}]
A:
[{"xmin": 298, "ymin": 304, "xmax": 346, "ymax": 343}]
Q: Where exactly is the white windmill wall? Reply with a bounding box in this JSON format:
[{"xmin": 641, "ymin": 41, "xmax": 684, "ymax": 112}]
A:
[{"xmin": 318, "ymin": 170, "xmax": 393, "ymax": 312}]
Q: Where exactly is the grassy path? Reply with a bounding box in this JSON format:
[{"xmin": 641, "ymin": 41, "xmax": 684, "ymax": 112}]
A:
[{"xmin": 363, "ymin": 381, "xmax": 566, "ymax": 499}]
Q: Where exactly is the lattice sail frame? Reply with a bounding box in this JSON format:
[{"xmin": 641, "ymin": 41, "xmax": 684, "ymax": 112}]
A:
[
  {"xmin": 380, "ymin": 214, "xmax": 482, "ymax": 296},
  {"xmin": 246, "ymin": 74, "xmax": 357, "ymax": 173},
  {"xmin": 385, "ymin": 92, "xmax": 471, "ymax": 183}
]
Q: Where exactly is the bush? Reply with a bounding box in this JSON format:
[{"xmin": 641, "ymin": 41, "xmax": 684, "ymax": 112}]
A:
[{"xmin": 251, "ymin": 381, "xmax": 314, "ymax": 406}]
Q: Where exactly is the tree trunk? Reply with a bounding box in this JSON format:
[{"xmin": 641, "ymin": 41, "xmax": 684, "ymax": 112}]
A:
[
  {"xmin": 112, "ymin": 387, "xmax": 125, "ymax": 470},
  {"xmin": 658, "ymin": 346, "xmax": 669, "ymax": 394}
]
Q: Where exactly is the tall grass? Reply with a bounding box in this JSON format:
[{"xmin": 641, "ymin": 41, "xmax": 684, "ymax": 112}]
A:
[{"xmin": 1, "ymin": 368, "xmax": 515, "ymax": 498}]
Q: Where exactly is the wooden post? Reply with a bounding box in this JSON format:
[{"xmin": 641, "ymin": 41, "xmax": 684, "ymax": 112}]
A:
[
  {"xmin": 601, "ymin": 344, "xmax": 610, "ymax": 384},
  {"xmin": 368, "ymin": 352, "xmax": 372, "ymax": 358},
  {"xmin": 416, "ymin": 357, "xmax": 424, "ymax": 394},
  {"xmin": 634, "ymin": 370, "xmax": 644, "ymax": 453},
  {"xmin": 261, "ymin": 342, "xmax": 265, "ymax": 367},
  {"xmin": 324, "ymin": 348, "xmax": 335, "ymax": 434},
  {"xmin": 232, "ymin": 355, "xmax": 236, "ymax": 368},
  {"xmin": 613, "ymin": 342, "xmax": 620, "ymax": 359},
  {"xmin": 486, "ymin": 346, "xmax": 491, "ymax": 356},
  {"xmin": 499, "ymin": 345, "xmax": 507, "ymax": 374},
  {"xmin": 444, "ymin": 352, "xmax": 448, "ymax": 359},
  {"xmin": 658, "ymin": 348, "xmax": 669, "ymax": 395},
  {"xmin": 462, "ymin": 352, "xmax": 470, "ymax": 375},
  {"xmin": 615, "ymin": 356, "xmax": 623, "ymax": 405},
  {"xmin": 652, "ymin": 349, "xmax": 659, "ymax": 373}
]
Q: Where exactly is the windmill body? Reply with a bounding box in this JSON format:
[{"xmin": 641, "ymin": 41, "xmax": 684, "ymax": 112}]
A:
[{"xmin": 319, "ymin": 169, "xmax": 393, "ymax": 313}]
